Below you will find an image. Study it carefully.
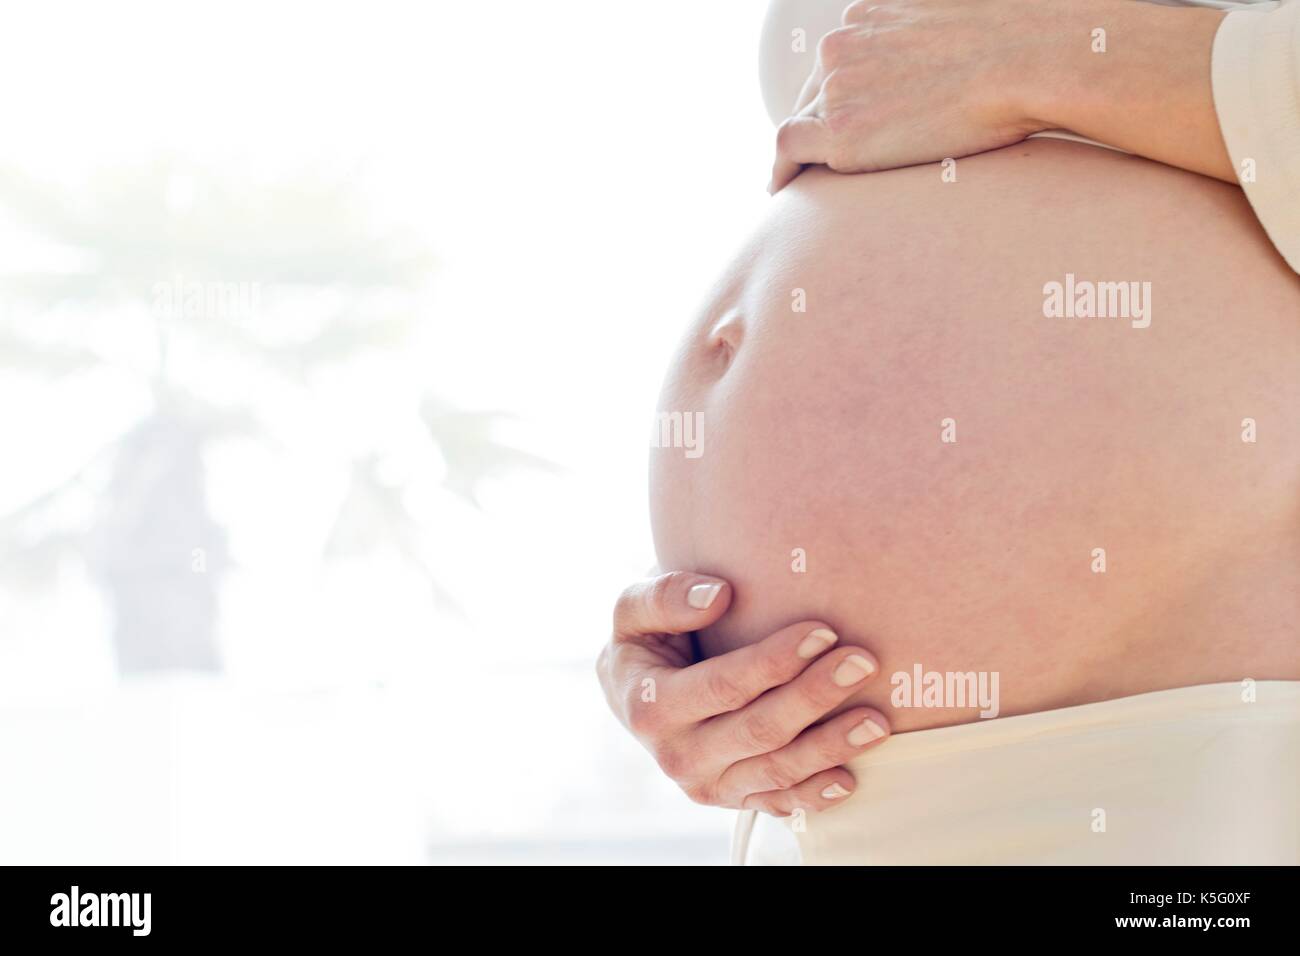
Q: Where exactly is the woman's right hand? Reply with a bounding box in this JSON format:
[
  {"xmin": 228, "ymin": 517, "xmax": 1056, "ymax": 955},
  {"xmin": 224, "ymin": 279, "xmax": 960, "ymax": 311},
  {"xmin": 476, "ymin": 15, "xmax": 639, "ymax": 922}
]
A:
[{"xmin": 596, "ymin": 571, "xmax": 891, "ymax": 815}]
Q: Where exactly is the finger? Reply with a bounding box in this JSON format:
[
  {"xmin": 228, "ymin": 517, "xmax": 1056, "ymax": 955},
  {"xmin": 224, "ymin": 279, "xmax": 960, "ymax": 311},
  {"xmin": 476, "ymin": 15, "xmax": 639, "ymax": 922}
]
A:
[
  {"xmin": 701, "ymin": 644, "xmax": 881, "ymax": 760},
  {"xmin": 770, "ymin": 113, "xmax": 832, "ymax": 194},
  {"xmin": 604, "ymin": 571, "xmax": 733, "ymax": 738},
  {"xmin": 790, "ymin": 67, "xmax": 823, "ymax": 119},
  {"xmin": 768, "ymin": 153, "xmax": 803, "ymax": 196},
  {"xmin": 612, "ymin": 571, "xmax": 731, "ymax": 644},
  {"xmin": 741, "ymin": 767, "xmax": 859, "ymax": 816},
  {"xmin": 716, "ymin": 706, "xmax": 890, "ymax": 803},
  {"xmin": 663, "ymin": 620, "xmax": 842, "ymax": 724},
  {"xmin": 768, "ymin": 67, "xmax": 825, "ymax": 196},
  {"xmin": 841, "ymin": 0, "xmax": 872, "ymax": 25}
]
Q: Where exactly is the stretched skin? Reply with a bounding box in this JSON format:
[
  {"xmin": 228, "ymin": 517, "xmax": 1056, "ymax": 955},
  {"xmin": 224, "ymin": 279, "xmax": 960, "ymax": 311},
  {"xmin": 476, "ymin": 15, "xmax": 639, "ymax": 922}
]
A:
[{"xmin": 650, "ymin": 140, "xmax": 1300, "ymax": 733}]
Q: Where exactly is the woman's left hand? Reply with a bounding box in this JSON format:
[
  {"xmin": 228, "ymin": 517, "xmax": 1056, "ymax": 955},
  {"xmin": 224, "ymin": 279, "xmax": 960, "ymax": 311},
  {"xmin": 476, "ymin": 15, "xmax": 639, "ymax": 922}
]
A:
[
  {"xmin": 770, "ymin": 0, "xmax": 1234, "ymax": 192},
  {"xmin": 769, "ymin": 0, "xmax": 1055, "ymax": 192}
]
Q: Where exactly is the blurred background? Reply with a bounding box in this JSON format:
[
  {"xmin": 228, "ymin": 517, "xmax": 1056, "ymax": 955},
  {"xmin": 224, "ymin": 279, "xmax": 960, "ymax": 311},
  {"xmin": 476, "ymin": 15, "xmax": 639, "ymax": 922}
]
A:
[{"xmin": 0, "ymin": 0, "xmax": 777, "ymax": 863}]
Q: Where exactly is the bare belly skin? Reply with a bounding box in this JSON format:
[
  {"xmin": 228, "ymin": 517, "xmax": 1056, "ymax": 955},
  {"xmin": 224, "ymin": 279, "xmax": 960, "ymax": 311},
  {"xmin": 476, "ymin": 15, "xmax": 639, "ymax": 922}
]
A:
[{"xmin": 649, "ymin": 139, "xmax": 1300, "ymax": 733}]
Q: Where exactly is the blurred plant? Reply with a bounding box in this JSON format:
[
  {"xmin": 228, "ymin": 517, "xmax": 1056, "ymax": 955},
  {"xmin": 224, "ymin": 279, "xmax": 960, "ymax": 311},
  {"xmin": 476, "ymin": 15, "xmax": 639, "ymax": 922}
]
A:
[{"xmin": 0, "ymin": 159, "xmax": 546, "ymax": 675}]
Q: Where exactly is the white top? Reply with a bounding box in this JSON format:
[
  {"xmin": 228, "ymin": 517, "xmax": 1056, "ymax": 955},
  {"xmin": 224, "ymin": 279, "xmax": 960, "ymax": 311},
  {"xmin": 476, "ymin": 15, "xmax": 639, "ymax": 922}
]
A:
[
  {"xmin": 736, "ymin": 681, "xmax": 1300, "ymax": 865},
  {"xmin": 1213, "ymin": 1, "xmax": 1300, "ymax": 271},
  {"xmin": 759, "ymin": 0, "xmax": 1300, "ymax": 271}
]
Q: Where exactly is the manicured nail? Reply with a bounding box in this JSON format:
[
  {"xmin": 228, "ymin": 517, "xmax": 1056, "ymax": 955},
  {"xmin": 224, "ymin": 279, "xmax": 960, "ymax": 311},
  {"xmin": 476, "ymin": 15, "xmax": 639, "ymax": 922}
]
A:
[
  {"xmin": 821, "ymin": 783, "xmax": 851, "ymax": 800},
  {"xmin": 832, "ymin": 654, "xmax": 876, "ymax": 687},
  {"xmin": 687, "ymin": 582, "xmax": 722, "ymax": 609},
  {"xmin": 848, "ymin": 717, "xmax": 888, "ymax": 747},
  {"xmin": 796, "ymin": 627, "xmax": 838, "ymax": 659}
]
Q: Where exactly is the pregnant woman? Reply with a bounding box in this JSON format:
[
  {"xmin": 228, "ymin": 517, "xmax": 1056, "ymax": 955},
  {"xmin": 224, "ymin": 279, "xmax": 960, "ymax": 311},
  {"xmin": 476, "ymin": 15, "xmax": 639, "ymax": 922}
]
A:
[{"xmin": 598, "ymin": 0, "xmax": 1300, "ymax": 864}]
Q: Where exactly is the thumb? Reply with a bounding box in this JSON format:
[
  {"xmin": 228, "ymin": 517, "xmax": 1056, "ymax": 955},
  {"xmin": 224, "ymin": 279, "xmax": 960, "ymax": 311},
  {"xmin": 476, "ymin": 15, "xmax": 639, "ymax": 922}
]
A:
[{"xmin": 612, "ymin": 571, "xmax": 732, "ymax": 644}]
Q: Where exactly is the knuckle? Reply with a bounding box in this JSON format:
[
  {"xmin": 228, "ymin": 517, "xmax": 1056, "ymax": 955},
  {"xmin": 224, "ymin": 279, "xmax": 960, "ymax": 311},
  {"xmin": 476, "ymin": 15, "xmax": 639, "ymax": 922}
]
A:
[
  {"xmin": 820, "ymin": 69, "xmax": 851, "ymax": 105},
  {"xmin": 705, "ymin": 670, "xmax": 750, "ymax": 713},
  {"xmin": 643, "ymin": 572, "xmax": 679, "ymax": 619},
  {"xmin": 737, "ymin": 709, "xmax": 788, "ymax": 753},
  {"xmin": 819, "ymin": 95, "xmax": 857, "ymax": 157},
  {"xmin": 755, "ymin": 650, "xmax": 793, "ymax": 687},
  {"xmin": 625, "ymin": 698, "xmax": 662, "ymax": 737},
  {"xmin": 817, "ymin": 26, "xmax": 855, "ymax": 66},
  {"xmin": 613, "ymin": 571, "xmax": 680, "ymax": 632},
  {"xmin": 775, "ymin": 118, "xmax": 799, "ymax": 155},
  {"xmin": 758, "ymin": 755, "xmax": 800, "ymax": 792},
  {"xmin": 683, "ymin": 780, "xmax": 719, "ymax": 807},
  {"xmin": 652, "ymin": 743, "xmax": 690, "ymax": 781},
  {"xmin": 825, "ymin": 148, "xmax": 854, "ymax": 173},
  {"xmin": 814, "ymin": 736, "xmax": 848, "ymax": 770},
  {"xmin": 842, "ymin": 1, "xmax": 876, "ymax": 24}
]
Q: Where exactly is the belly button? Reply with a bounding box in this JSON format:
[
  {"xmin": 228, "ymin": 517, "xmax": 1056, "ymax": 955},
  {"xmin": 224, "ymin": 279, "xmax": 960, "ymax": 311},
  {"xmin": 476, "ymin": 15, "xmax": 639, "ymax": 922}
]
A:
[{"xmin": 706, "ymin": 309, "xmax": 744, "ymax": 369}]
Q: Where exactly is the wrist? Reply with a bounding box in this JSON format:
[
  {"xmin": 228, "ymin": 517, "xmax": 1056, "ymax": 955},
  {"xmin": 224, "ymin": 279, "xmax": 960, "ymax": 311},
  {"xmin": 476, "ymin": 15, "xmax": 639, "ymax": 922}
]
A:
[
  {"xmin": 1016, "ymin": 0, "xmax": 1135, "ymax": 135},
  {"xmin": 1026, "ymin": 0, "xmax": 1228, "ymax": 156}
]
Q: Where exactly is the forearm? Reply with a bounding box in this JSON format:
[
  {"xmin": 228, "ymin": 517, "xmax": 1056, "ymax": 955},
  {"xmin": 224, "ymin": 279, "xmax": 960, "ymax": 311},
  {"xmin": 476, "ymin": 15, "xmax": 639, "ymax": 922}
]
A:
[{"xmin": 1025, "ymin": 0, "xmax": 1233, "ymax": 182}]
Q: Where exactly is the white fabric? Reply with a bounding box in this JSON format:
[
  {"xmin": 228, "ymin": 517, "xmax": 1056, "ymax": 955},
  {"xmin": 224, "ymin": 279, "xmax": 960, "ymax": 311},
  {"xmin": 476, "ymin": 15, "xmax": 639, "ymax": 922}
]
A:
[
  {"xmin": 736, "ymin": 681, "xmax": 1300, "ymax": 865},
  {"xmin": 1212, "ymin": 0, "xmax": 1300, "ymax": 270}
]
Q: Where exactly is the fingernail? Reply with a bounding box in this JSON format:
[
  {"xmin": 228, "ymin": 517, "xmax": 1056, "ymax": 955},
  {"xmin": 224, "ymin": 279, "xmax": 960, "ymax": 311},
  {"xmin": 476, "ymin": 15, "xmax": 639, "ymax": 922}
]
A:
[
  {"xmin": 832, "ymin": 653, "xmax": 876, "ymax": 687},
  {"xmin": 821, "ymin": 783, "xmax": 851, "ymax": 800},
  {"xmin": 796, "ymin": 627, "xmax": 838, "ymax": 659},
  {"xmin": 848, "ymin": 717, "xmax": 888, "ymax": 747},
  {"xmin": 687, "ymin": 582, "xmax": 722, "ymax": 609}
]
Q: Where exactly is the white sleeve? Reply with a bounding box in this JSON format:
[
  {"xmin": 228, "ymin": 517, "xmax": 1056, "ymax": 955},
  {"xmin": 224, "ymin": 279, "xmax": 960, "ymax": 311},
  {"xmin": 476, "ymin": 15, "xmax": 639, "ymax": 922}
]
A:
[
  {"xmin": 1212, "ymin": 0, "xmax": 1300, "ymax": 272},
  {"xmin": 758, "ymin": 0, "xmax": 848, "ymax": 125}
]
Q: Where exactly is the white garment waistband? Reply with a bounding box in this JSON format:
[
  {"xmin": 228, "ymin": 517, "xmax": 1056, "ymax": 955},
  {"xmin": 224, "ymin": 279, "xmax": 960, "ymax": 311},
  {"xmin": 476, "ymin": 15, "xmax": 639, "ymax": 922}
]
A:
[{"xmin": 734, "ymin": 681, "xmax": 1300, "ymax": 865}]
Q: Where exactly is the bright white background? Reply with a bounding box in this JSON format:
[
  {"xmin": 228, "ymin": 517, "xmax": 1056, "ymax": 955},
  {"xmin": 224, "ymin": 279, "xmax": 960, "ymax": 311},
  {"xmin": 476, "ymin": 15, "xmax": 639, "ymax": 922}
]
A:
[{"xmin": 0, "ymin": 1, "xmax": 781, "ymax": 863}]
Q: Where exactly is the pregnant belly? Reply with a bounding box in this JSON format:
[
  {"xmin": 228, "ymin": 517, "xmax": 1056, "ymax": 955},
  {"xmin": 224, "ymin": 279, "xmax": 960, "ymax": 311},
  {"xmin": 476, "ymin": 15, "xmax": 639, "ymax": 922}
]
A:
[{"xmin": 649, "ymin": 139, "xmax": 1300, "ymax": 732}]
